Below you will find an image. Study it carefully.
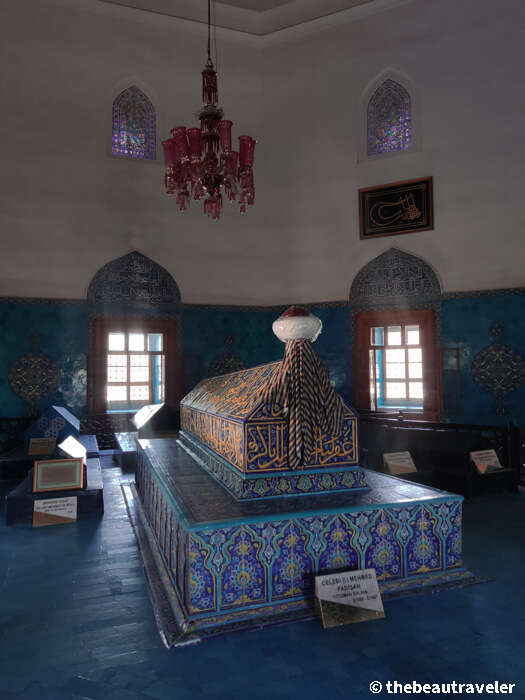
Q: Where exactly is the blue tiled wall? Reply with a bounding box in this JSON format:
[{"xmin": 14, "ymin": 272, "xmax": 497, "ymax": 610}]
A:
[
  {"xmin": 181, "ymin": 306, "xmax": 352, "ymax": 401},
  {"xmin": 309, "ymin": 306, "xmax": 352, "ymax": 404},
  {"xmin": 0, "ymin": 303, "xmax": 89, "ymax": 417},
  {"xmin": 441, "ymin": 296, "xmax": 525, "ymax": 426},
  {"xmin": 180, "ymin": 308, "xmax": 282, "ymax": 390},
  {"xmin": 182, "ymin": 307, "xmax": 350, "ymax": 399},
  {"xmin": 1, "ymin": 296, "xmax": 523, "ymax": 428}
]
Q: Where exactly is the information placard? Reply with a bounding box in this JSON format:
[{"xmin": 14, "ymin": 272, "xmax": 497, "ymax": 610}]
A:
[
  {"xmin": 33, "ymin": 496, "xmax": 77, "ymax": 527},
  {"xmin": 383, "ymin": 451, "xmax": 417, "ymax": 475},
  {"xmin": 315, "ymin": 569, "xmax": 385, "ymax": 628},
  {"xmin": 470, "ymin": 449, "xmax": 502, "ymax": 474},
  {"xmin": 28, "ymin": 437, "xmax": 57, "ymax": 456}
]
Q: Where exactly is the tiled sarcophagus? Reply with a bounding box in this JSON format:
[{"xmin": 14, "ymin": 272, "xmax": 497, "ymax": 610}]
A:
[
  {"xmin": 179, "ymin": 361, "xmax": 368, "ymax": 500},
  {"xmin": 134, "ymin": 439, "xmax": 467, "ymax": 639},
  {"xmin": 132, "ymin": 307, "xmax": 470, "ymax": 642}
]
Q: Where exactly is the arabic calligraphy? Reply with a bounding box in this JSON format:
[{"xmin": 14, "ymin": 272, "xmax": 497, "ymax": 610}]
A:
[
  {"xmin": 246, "ymin": 424, "xmax": 286, "ymax": 470},
  {"xmin": 86, "ymin": 251, "xmax": 180, "ymax": 306},
  {"xmin": 180, "ymin": 406, "xmax": 244, "ymax": 470},
  {"xmin": 359, "ymin": 178, "xmax": 433, "ymax": 239},
  {"xmin": 182, "ymin": 363, "xmax": 280, "ymax": 419},
  {"xmin": 246, "ymin": 411, "xmax": 358, "ymax": 471},
  {"xmin": 370, "ymin": 193, "xmax": 421, "ymax": 228}
]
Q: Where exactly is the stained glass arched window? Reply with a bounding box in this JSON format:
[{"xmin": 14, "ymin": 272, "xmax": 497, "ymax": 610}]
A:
[
  {"xmin": 367, "ymin": 79, "xmax": 411, "ymax": 156},
  {"xmin": 112, "ymin": 86, "xmax": 156, "ymax": 159}
]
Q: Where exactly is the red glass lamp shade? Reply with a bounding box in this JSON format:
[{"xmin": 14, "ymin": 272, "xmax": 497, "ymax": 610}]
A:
[
  {"xmin": 163, "ymin": 36, "xmax": 255, "ymax": 218},
  {"xmin": 239, "ymin": 136, "xmax": 256, "ymax": 168},
  {"xmin": 162, "ymin": 138, "xmax": 179, "ymax": 168},
  {"xmin": 187, "ymin": 128, "xmax": 203, "ymax": 158},
  {"xmin": 218, "ymin": 120, "xmax": 233, "ymax": 152},
  {"xmin": 172, "ymin": 127, "xmax": 189, "ymax": 159}
]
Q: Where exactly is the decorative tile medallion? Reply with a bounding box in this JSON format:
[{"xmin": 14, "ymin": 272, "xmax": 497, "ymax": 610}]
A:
[
  {"xmin": 208, "ymin": 336, "xmax": 246, "ymax": 377},
  {"xmin": 8, "ymin": 333, "xmax": 61, "ymax": 415},
  {"xmin": 471, "ymin": 323, "xmax": 525, "ymax": 416}
]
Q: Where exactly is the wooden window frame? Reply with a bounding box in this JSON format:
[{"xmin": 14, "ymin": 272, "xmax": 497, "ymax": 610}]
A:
[
  {"xmin": 354, "ymin": 309, "xmax": 439, "ymax": 421},
  {"xmin": 88, "ymin": 318, "xmax": 183, "ymax": 415}
]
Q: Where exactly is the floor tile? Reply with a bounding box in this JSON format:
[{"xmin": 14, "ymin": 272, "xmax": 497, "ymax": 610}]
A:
[{"xmin": 1, "ymin": 459, "xmax": 525, "ymax": 698}]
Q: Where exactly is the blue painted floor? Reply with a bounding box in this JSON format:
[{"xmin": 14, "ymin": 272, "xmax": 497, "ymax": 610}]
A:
[{"xmin": 1, "ymin": 461, "xmax": 524, "ymax": 699}]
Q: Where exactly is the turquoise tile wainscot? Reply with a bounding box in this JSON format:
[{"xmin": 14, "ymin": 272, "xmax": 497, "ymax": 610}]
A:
[{"xmin": 441, "ymin": 295, "xmax": 525, "ymax": 425}]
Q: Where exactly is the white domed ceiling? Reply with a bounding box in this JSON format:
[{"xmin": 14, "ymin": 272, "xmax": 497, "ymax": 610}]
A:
[{"xmin": 100, "ymin": 0, "xmax": 379, "ymax": 35}]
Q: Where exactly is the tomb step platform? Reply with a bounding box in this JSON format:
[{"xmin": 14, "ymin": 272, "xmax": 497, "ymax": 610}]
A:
[
  {"xmin": 0, "ymin": 446, "xmax": 34, "ymax": 481},
  {"xmin": 131, "ymin": 438, "xmax": 470, "ymax": 643},
  {"xmin": 114, "ymin": 432, "xmax": 138, "ymax": 470},
  {"xmin": 79, "ymin": 434, "xmax": 100, "ymax": 458},
  {"xmin": 5, "ymin": 458, "xmax": 104, "ymax": 526}
]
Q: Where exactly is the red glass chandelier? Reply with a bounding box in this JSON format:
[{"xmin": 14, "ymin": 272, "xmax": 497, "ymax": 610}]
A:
[{"xmin": 162, "ymin": 1, "xmax": 256, "ymax": 220}]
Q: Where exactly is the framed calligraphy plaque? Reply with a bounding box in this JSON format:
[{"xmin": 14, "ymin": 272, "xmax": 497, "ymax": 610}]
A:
[{"xmin": 359, "ymin": 177, "xmax": 433, "ymax": 239}]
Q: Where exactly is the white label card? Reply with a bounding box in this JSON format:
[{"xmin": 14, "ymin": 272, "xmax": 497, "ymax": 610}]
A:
[
  {"xmin": 28, "ymin": 437, "xmax": 57, "ymax": 456},
  {"xmin": 34, "ymin": 496, "xmax": 77, "ymax": 520},
  {"xmin": 383, "ymin": 451, "xmax": 417, "ymax": 474},
  {"xmin": 470, "ymin": 449, "xmax": 501, "ymax": 473},
  {"xmin": 315, "ymin": 569, "xmax": 384, "ymax": 613}
]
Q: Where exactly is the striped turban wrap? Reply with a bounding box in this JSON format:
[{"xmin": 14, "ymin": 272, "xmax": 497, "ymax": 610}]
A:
[{"xmin": 256, "ymin": 338, "xmax": 343, "ymax": 469}]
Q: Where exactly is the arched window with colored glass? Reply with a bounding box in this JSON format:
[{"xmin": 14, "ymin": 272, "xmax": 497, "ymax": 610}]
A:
[
  {"xmin": 367, "ymin": 79, "xmax": 411, "ymax": 156},
  {"xmin": 112, "ymin": 86, "xmax": 156, "ymax": 159}
]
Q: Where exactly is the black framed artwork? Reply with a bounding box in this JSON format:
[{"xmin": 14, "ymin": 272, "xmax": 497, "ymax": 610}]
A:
[{"xmin": 359, "ymin": 177, "xmax": 433, "ymax": 239}]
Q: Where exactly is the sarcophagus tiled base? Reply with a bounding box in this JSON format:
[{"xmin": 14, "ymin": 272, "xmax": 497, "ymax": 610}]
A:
[
  {"xmin": 179, "ymin": 430, "xmax": 368, "ymax": 500},
  {"xmin": 135, "ymin": 439, "xmax": 467, "ymax": 639}
]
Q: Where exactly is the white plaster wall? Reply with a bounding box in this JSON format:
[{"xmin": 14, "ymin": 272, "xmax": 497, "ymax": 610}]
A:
[
  {"xmin": 0, "ymin": 0, "xmax": 286, "ymax": 305},
  {"xmin": 1, "ymin": 0, "xmax": 524, "ymax": 304},
  {"xmin": 262, "ymin": 0, "xmax": 525, "ymax": 300}
]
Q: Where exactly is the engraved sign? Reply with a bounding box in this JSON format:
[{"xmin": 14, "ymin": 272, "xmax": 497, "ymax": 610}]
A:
[
  {"xmin": 28, "ymin": 437, "xmax": 57, "ymax": 456},
  {"xmin": 470, "ymin": 449, "xmax": 502, "ymax": 474},
  {"xmin": 383, "ymin": 451, "xmax": 417, "ymax": 475},
  {"xmin": 33, "ymin": 496, "xmax": 77, "ymax": 527},
  {"xmin": 315, "ymin": 569, "xmax": 385, "ymax": 627}
]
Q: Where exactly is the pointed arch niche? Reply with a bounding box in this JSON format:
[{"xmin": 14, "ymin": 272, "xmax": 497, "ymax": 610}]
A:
[
  {"xmin": 111, "ymin": 85, "xmax": 157, "ymax": 160},
  {"xmin": 350, "ymin": 249, "xmax": 442, "ymax": 419},
  {"xmin": 86, "ymin": 252, "xmax": 183, "ymax": 415},
  {"xmin": 358, "ymin": 69, "xmax": 421, "ymax": 162},
  {"xmin": 87, "ymin": 251, "xmax": 181, "ymax": 308},
  {"xmin": 350, "ymin": 248, "xmax": 441, "ymax": 310}
]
